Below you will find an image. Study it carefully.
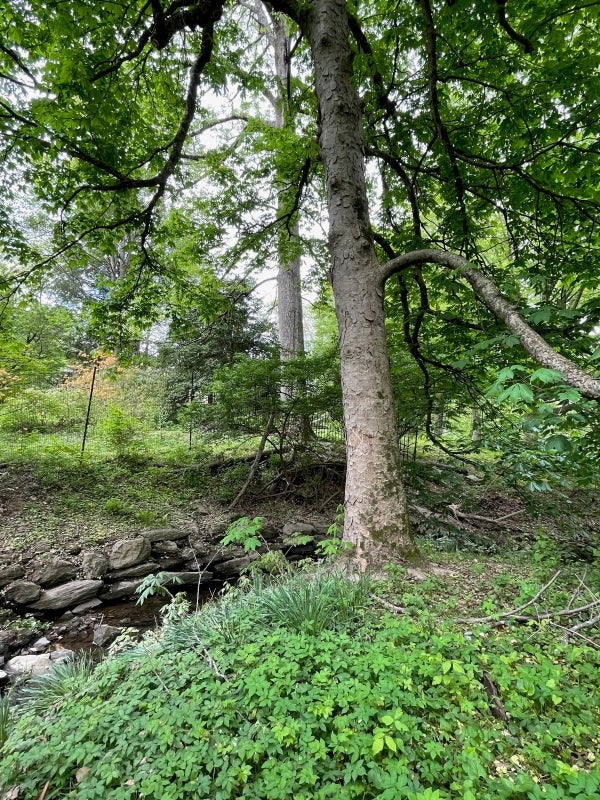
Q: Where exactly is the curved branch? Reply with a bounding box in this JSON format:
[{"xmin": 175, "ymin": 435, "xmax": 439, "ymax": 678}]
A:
[
  {"xmin": 380, "ymin": 249, "xmax": 600, "ymax": 400},
  {"xmin": 496, "ymin": 0, "xmax": 534, "ymax": 54}
]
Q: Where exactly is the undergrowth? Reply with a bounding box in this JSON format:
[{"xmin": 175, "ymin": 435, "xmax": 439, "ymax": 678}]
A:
[{"xmin": 1, "ymin": 568, "xmax": 599, "ymax": 800}]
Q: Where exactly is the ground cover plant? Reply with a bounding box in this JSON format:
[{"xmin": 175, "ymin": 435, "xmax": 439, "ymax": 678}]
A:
[{"xmin": 1, "ymin": 565, "xmax": 599, "ymax": 800}]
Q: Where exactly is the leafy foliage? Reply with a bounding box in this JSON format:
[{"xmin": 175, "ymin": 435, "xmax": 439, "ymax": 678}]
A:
[{"xmin": 1, "ymin": 571, "xmax": 599, "ymax": 799}]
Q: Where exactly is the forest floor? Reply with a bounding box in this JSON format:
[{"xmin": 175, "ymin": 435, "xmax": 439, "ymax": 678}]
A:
[{"xmin": 1, "ymin": 454, "xmax": 599, "ymax": 617}]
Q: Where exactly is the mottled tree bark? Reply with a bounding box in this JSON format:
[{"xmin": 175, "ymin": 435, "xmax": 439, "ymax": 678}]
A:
[{"xmin": 301, "ymin": 0, "xmax": 418, "ymax": 568}]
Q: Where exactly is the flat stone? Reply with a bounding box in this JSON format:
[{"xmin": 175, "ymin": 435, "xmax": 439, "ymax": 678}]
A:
[
  {"xmin": 213, "ymin": 556, "xmax": 258, "ymax": 577},
  {"xmin": 0, "ymin": 564, "xmax": 25, "ymax": 588},
  {"xmin": 71, "ymin": 598, "xmax": 103, "ymax": 615},
  {"xmin": 163, "ymin": 571, "xmax": 213, "ymax": 586},
  {"xmin": 28, "ymin": 580, "xmax": 103, "ymax": 611},
  {"xmin": 151, "ymin": 540, "xmax": 180, "ymax": 556},
  {"xmin": 142, "ymin": 529, "xmax": 190, "ymax": 543},
  {"xmin": 155, "ymin": 557, "xmax": 185, "ymax": 570},
  {"xmin": 106, "ymin": 562, "xmax": 158, "ymax": 581},
  {"xmin": 212, "ymin": 546, "xmax": 247, "ymax": 562},
  {"xmin": 31, "ymin": 557, "xmax": 77, "ymax": 588},
  {"xmin": 81, "ymin": 551, "xmax": 109, "ymax": 579},
  {"xmin": 3, "ymin": 580, "xmax": 41, "ymax": 605},
  {"xmin": 28, "ymin": 636, "xmax": 51, "ymax": 654},
  {"xmin": 282, "ymin": 522, "xmax": 316, "ymax": 537},
  {"xmin": 99, "ymin": 579, "xmax": 145, "ymax": 601},
  {"xmin": 5, "ymin": 649, "xmax": 75, "ymax": 678},
  {"xmin": 0, "ymin": 628, "xmax": 37, "ymax": 657},
  {"xmin": 313, "ymin": 524, "xmax": 330, "ymax": 536},
  {"xmin": 108, "ymin": 538, "xmax": 151, "ymax": 571}
]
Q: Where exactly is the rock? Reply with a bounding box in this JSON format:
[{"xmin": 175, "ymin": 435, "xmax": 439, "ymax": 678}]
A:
[
  {"xmin": 3, "ymin": 580, "xmax": 41, "ymax": 605},
  {"xmin": 67, "ymin": 545, "xmax": 83, "ymax": 555},
  {"xmin": 31, "ymin": 557, "xmax": 77, "ymax": 588},
  {"xmin": 99, "ymin": 579, "xmax": 145, "ymax": 601},
  {"xmin": 162, "ymin": 571, "xmax": 213, "ymax": 586},
  {"xmin": 71, "ymin": 598, "xmax": 103, "ymax": 615},
  {"xmin": 313, "ymin": 523, "xmax": 331, "ymax": 536},
  {"xmin": 4, "ymin": 649, "xmax": 75, "ymax": 678},
  {"xmin": 28, "ymin": 580, "xmax": 103, "ymax": 611},
  {"xmin": 142, "ymin": 529, "xmax": 190, "ymax": 543},
  {"xmin": 151, "ymin": 540, "xmax": 180, "ymax": 556},
  {"xmin": 33, "ymin": 541, "xmax": 52, "ymax": 554},
  {"xmin": 93, "ymin": 624, "xmax": 122, "ymax": 647},
  {"xmin": 154, "ymin": 557, "xmax": 185, "ymax": 571},
  {"xmin": 258, "ymin": 523, "xmax": 280, "ymax": 541},
  {"xmin": 81, "ymin": 551, "xmax": 109, "ymax": 579},
  {"xmin": 212, "ymin": 546, "xmax": 247, "ymax": 562},
  {"xmin": 213, "ymin": 555, "xmax": 258, "ymax": 577},
  {"xmin": 180, "ymin": 547, "xmax": 195, "ymax": 561},
  {"xmin": 106, "ymin": 562, "xmax": 157, "ymax": 581},
  {"xmin": 282, "ymin": 522, "xmax": 316, "ymax": 537},
  {"xmin": 0, "ymin": 564, "xmax": 25, "ymax": 588},
  {"xmin": 0, "ymin": 628, "xmax": 38, "ymax": 658},
  {"xmin": 28, "ymin": 636, "xmax": 51, "ymax": 654},
  {"xmin": 108, "ymin": 538, "xmax": 151, "ymax": 571}
]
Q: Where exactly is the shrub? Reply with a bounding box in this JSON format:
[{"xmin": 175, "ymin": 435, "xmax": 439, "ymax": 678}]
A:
[{"xmin": 99, "ymin": 405, "xmax": 147, "ymax": 460}]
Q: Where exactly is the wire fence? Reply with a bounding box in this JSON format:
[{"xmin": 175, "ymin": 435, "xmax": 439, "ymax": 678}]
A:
[{"xmin": 0, "ymin": 364, "xmax": 419, "ymax": 462}]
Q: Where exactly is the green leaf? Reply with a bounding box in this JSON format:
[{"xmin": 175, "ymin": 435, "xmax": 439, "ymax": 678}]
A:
[
  {"xmin": 496, "ymin": 383, "xmax": 534, "ymax": 404},
  {"xmin": 530, "ymin": 368, "xmax": 562, "ymax": 384}
]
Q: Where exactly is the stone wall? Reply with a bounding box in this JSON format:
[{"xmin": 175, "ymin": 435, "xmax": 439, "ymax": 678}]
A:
[{"xmin": 0, "ymin": 518, "xmax": 327, "ymax": 616}]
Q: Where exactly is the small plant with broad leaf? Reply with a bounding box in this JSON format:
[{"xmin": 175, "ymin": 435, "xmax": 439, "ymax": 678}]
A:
[
  {"xmin": 135, "ymin": 571, "xmax": 184, "ymax": 604},
  {"xmin": 316, "ymin": 504, "xmax": 354, "ymax": 557},
  {"xmin": 221, "ymin": 515, "xmax": 265, "ymax": 552}
]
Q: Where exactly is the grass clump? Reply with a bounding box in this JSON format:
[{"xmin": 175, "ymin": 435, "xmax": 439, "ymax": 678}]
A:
[
  {"xmin": 1, "ymin": 569, "xmax": 600, "ymax": 800},
  {"xmin": 17, "ymin": 653, "xmax": 97, "ymax": 716}
]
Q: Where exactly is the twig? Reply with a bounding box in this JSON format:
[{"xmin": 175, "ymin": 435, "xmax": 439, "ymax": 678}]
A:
[
  {"xmin": 227, "ymin": 410, "xmax": 275, "ymax": 510},
  {"xmin": 36, "ymin": 783, "xmax": 50, "ymax": 800},
  {"xmin": 567, "ymin": 570, "xmax": 588, "ymax": 609},
  {"xmin": 481, "ymin": 671, "xmax": 510, "ymax": 723},
  {"xmin": 552, "ymin": 621, "xmax": 600, "ymax": 650},
  {"xmin": 568, "ymin": 611, "xmax": 600, "ymax": 633},
  {"xmin": 448, "ymin": 504, "xmax": 524, "ymax": 526},
  {"xmin": 456, "ymin": 570, "xmax": 562, "ymax": 624},
  {"xmin": 201, "ymin": 645, "xmax": 227, "ymax": 679},
  {"xmin": 369, "ymin": 594, "xmax": 406, "ymax": 613}
]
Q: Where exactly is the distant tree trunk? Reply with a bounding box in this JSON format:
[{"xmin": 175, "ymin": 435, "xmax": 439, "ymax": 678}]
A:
[
  {"xmin": 302, "ymin": 0, "xmax": 418, "ymax": 568},
  {"xmin": 471, "ymin": 406, "xmax": 481, "ymax": 443},
  {"xmin": 264, "ymin": 6, "xmax": 305, "ymax": 360}
]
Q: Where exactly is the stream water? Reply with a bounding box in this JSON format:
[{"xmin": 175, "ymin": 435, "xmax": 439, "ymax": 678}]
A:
[{"xmin": 47, "ymin": 584, "xmax": 223, "ymax": 653}]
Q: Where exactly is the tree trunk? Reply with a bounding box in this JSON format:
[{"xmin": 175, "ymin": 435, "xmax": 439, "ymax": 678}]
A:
[
  {"xmin": 302, "ymin": 0, "xmax": 418, "ymax": 568},
  {"xmin": 268, "ymin": 10, "xmax": 306, "ymax": 360}
]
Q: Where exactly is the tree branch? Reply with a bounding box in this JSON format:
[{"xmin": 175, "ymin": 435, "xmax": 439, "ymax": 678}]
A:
[
  {"xmin": 380, "ymin": 249, "xmax": 600, "ymax": 401},
  {"xmin": 496, "ymin": 0, "xmax": 534, "ymax": 53}
]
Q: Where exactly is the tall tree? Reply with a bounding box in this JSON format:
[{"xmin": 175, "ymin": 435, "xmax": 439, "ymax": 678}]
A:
[{"xmin": 1, "ymin": 0, "xmax": 600, "ymax": 567}]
